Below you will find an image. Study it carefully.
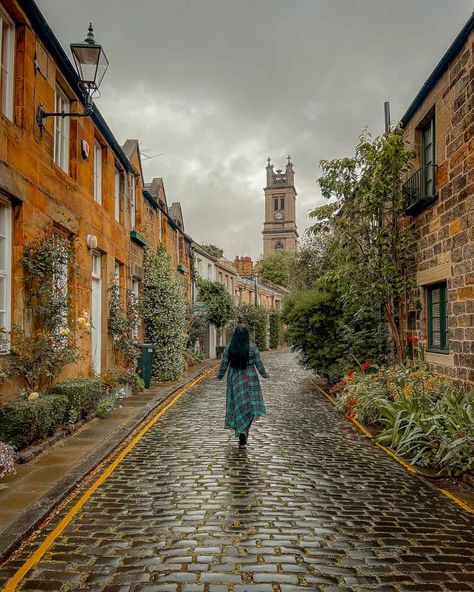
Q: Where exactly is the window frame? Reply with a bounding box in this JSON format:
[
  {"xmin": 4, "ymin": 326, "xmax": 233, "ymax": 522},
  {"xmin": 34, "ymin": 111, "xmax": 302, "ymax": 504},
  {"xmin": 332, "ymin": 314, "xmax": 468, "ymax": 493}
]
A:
[
  {"xmin": 421, "ymin": 117, "xmax": 435, "ymax": 197},
  {"xmin": 53, "ymin": 86, "xmax": 70, "ymax": 173},
  {"xmin": 130, "ymin": 175, "xmax": 136, "ymax": 227},
  {"xmin": 427, "ymin": 282, "xmax": 448, "ymax": 353},
  {"xmin": 0, "ymin": 6, "xmax": 15, "ymax": 121},
  {"xmin": 0, "ymin": 198, "xmax": 12, "ymax": 350},
  {"xmin": 93, "ymin": 141, "xmax": 103, "ymax": 204},
  {"xmin": 114, "ymin": 167, "xmax": 121, "ymax": 222}
]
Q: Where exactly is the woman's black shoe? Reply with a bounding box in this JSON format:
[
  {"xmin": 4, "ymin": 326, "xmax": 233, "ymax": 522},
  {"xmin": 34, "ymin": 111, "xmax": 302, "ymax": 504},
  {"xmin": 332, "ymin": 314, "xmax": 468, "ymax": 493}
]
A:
[{"xmin": 239, "ymin": 433, "xmax": 247, "ymax": 447}]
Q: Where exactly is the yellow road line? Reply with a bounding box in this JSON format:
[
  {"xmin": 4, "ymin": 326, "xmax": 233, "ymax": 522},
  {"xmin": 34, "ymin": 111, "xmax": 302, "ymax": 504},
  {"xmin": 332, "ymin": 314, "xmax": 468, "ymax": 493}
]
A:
[
  {"xmin": 2, "ymin": 367, "xmax": 215, "ymax": 592},
  {"xmin": 310, "ymin": 378, "xmax": 474, "ymax": 514}
]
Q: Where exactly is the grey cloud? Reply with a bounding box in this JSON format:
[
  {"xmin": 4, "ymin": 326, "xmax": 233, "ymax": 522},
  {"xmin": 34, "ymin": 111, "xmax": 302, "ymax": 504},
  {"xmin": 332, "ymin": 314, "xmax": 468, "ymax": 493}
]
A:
[{"xmin": 37, "ymin": 0, "xmax": 472, "ymax": 258}]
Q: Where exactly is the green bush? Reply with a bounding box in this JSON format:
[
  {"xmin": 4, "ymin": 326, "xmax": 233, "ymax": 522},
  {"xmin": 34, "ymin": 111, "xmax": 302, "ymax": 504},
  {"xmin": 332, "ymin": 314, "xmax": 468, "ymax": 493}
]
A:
[
  {"xmin": 0, "ymin": 395, "xmax": 69, "ymax": 449},
  {"xmin": 269, "ymin": 310, "xmax": 282, "ymax": 349},
  {"xmin": 236, "ymin": 304, "xmax": 268, "ymax": 351},
  {"xmin": 283, "ymin": 286, "xmax": 344, "ymax": 381},
  {"xmin": 51, "ymin": 377, "xmax": 104, "ymax": 422}
]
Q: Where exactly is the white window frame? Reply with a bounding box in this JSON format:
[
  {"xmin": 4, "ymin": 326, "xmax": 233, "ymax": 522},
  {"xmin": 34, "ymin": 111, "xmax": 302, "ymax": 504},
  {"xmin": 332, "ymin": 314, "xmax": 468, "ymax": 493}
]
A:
[
  {"xmin": 0, "ymin": 7, "xmax": 15, "ymax": 120},
  {"xmin": 114, "ymin": 167, "xmax": 121, "ymax": 222},
  {"xmin": 0, "ymin": 199, "xmax": 12, "ymax": 351},
  {"xmin": 130, "ymin": 175, "xmax": 136, "ymax": 227},
  {"xmin": 94, "ymin": 141, "xmax": 102, "ymax": 204},
  {"xmin": 53, "ymin": 86, "xmax": 70, "ymax": 172}
]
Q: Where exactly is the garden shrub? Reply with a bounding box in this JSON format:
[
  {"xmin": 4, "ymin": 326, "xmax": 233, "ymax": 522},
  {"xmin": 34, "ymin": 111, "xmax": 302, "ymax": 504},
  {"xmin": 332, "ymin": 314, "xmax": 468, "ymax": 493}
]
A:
[
  {"xmin": 283, "ymin": 286, "xmax": 344, "ymax": 381},
  {"xmin": 51, "ymin": 377, "xmax": 104, "ymax": 422},
  {"xmin": 334, "ymin": 365, "xmax": 474, "ymax": 476},
  {"xmin": 141, "ymin": 246, "xmax": 187, "ymax": 381},
  {"xmin": 236, "ymin": 304, "xmax": 268, "ymax": 351},
  {"xmin": 269, "ymin": 310, "xmax": 282, "ymax": 349},
  {"xmin": 0, "ymin": 395, "xmax": 69, "ymax": 449}
]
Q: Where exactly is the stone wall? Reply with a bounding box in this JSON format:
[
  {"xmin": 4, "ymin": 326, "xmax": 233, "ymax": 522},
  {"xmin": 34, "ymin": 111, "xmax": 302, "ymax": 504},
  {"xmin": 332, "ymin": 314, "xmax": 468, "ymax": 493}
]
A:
[{"xmin": 403, "ymin": 29, "xmax": 473, "ymax": 387}]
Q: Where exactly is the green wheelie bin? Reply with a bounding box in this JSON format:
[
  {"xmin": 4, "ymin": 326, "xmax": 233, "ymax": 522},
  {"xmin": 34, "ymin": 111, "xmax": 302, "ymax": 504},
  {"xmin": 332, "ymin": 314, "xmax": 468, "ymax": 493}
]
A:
[{"xmin": 137, "ymin": 343, "xmax": 155, "ymax": 389}]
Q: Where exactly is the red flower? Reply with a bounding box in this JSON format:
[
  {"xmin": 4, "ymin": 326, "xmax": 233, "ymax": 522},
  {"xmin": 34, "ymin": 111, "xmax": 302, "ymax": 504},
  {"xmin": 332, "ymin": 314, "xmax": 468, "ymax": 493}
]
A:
[
  {"xmin": 347, "ymin": 369, "xmax": 354, "ymax": 380},
  {"xmin": 360, "ymin": 360, "xmax": 372, "ymax": 372}
]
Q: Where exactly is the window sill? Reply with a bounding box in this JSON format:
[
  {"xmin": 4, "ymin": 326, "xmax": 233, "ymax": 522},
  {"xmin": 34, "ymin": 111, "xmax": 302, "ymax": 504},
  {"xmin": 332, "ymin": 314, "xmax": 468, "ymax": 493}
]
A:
[{"xmin": 425, "ymin": 351, "xmax": 454, "ymax": 367}]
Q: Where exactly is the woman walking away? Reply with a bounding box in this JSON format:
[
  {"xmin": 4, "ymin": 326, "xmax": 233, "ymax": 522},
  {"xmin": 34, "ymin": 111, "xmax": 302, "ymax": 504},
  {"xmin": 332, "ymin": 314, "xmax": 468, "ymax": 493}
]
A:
[{"xmin": 217, "ymin": 324, "xmax": 269, "ymax": 447}]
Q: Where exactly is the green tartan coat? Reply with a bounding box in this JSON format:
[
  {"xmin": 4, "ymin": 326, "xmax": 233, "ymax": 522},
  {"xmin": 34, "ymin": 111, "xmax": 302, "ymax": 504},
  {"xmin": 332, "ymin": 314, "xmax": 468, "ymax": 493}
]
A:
[{"xmin": 217, "ymin": 343, "xmax": 268, "ymax": 436}]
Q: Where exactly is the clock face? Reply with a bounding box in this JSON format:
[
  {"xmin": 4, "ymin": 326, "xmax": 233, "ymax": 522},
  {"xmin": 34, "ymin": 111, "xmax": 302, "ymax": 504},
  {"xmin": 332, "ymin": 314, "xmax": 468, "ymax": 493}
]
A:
[{"xmin": 274, "ymin": 211, "xmax": 284, "ymax": 221}]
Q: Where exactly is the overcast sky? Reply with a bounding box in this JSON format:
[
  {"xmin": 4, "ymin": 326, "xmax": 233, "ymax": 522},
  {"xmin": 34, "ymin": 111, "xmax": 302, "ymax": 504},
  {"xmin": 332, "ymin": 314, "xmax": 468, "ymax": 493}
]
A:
[{"xmin": 37, "ymin": 0, "xmax": 472, "ymax": 260}]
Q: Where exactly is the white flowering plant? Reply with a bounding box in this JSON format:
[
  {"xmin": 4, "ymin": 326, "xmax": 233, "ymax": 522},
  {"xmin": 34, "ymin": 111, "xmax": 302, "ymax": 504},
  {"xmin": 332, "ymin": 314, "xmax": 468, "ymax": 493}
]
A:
[
  {"xmin": 0, "ymin": 441, "xmax": 16, "ymax": 480},
  {"xmin": 141, "ymin": 246, "xmax": 187, "ymax": 381}
]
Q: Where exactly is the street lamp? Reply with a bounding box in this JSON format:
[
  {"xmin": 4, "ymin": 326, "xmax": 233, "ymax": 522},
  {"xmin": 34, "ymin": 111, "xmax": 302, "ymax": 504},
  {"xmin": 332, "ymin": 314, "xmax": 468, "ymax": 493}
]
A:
[{"xmin": 36, "ymin": 23, "xmax": 109, "ymax": 135}]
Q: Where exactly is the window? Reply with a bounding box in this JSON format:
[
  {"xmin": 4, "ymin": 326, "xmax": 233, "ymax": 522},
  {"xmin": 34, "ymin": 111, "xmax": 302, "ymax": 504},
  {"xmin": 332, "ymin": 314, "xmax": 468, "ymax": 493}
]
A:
[
  {"xmin": 273, "ymin": 194, "xmax": 284, "ymax": 211},
  {"xmin": 0, "ymin": 7, "xmax": 14, "ymax": 120},
  {"xmin": 0, "ymin": 200, "xmax": 12, "ymax": 346},
  {"xmin": 207, "ymin": 263, "xmax": 212, "ymax": 280},
  {"xmin": 130, "ymin": 175, "xmax": 136, "ymax": 227},
  {"xmin": 93, "ymin": 141, "xmax": 102, "ymax": 204},
  {"xmin": 274, "ymin": 241, "xmax": 285, "ymax": 250},
  {"xmin": 422, "ymin": 117, "xmax": 435, "ymax": 197},
  {"xmin": 427, "ymin": 283, "xmax": 448, "ymax": 353},
  {"xmin": 114, "ymin": 168, "xmax": 120, "ymax": 222},
  {"xmin": 54, "ymin": 87, "xmax": 70, "ymax": 173}
]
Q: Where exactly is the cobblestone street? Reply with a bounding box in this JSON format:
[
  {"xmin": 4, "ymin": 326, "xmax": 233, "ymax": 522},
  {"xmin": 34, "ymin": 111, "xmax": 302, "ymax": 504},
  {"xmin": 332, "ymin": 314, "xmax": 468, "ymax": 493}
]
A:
[{"xmin": 1, "ymin": 351, "xmax": 473, "ymax": 592}]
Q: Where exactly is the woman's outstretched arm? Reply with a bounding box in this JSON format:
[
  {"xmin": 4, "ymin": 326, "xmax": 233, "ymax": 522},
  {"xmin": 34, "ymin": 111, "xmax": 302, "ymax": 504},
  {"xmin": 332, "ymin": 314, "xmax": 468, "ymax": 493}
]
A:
[
  {"xmin": 253, "ymin": 346, "xmax": 269, "ymax": 378},
  {"xmin": 217, "ymin": 347, "xmax": 230, "ymax": 379}
]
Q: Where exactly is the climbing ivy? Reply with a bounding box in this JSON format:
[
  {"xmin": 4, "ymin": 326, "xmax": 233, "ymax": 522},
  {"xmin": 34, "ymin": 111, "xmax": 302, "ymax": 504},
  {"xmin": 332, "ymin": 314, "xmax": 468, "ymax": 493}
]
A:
[{"xmin": 107, "ymin": 278, "xmax": 139, "ymax": 369}]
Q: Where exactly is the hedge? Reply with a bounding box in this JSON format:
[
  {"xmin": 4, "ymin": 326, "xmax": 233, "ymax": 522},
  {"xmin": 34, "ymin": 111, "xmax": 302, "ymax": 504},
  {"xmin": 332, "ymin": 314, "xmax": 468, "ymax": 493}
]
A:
[
  {"xmin": 0, "ymin": 395, "xmax": 69, "ymax": 449},
  {"xmin": 269, "ymin": 310, "xmax": 282, "ymax": 349},
  {"xmin": 51, "ymin": 377, "xmax": 105, "ymax": 422}
]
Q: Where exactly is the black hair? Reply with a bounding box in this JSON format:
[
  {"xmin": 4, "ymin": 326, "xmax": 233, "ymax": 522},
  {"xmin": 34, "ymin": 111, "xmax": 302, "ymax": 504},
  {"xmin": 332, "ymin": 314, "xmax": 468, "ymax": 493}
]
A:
[{"xmin": 228, "ymin": 324, "xmax": 250, "ymax": 370}]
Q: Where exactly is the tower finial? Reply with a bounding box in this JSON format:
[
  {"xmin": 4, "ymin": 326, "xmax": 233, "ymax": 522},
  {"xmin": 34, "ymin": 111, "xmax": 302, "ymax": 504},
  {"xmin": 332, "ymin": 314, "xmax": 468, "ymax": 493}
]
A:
[
  {"xmin": 287, "ymin": 155, "xmax": 292, "ymax": 164},
  {"xmin": 267, "ymin": 157, "xmax": 272, "ymax": 167}
]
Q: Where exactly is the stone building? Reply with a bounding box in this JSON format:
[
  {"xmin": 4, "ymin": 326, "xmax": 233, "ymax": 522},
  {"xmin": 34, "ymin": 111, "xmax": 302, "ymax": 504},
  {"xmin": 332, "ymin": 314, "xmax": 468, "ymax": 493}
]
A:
[
  {"xmin": 401, "ymin": 13, "xmax": 473, "ymax": 387},
  {"xmin": 0, "ymin": 0, "xmax": 191, "ymax": 401},
  {"xmin": 262, "ymin": 156, "xmax": 298, "ymax": 254}
]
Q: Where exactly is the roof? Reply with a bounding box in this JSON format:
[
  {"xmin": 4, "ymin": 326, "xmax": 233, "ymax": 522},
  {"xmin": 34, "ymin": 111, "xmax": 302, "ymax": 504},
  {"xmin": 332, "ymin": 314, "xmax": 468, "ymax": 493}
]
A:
[
  {"xmin": 121, "ymin": 140, "xmax": 144, "ymax": 180},
  {"xmin": 401, "ymin": 12, "xmax": 474, "ymax": 126},
  {"xmin": 169, "ymin": 202, "xmax": 184, "ymax": 230},
  {"xmin": 145, "ymin": 178, "xmax": 167, "ymax": 211},
  {"xmin": 191, "ymin": 243, "xmax": 218, "ymax": 261},
  {"xmin": 19, "ymin": 0, "xmax": 135, "ymax": 175}
]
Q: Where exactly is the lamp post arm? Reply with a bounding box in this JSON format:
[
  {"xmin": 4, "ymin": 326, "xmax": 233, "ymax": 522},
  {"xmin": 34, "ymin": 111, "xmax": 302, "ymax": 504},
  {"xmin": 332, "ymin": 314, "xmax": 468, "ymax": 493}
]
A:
[{"xmin": 36, "ymin": 104, "xmax": 94, "ymax": 134}]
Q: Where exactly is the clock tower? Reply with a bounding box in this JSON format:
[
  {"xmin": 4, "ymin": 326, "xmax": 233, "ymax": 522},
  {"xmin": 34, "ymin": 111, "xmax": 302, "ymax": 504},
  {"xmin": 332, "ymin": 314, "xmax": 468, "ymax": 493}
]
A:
[{"xmin": 262, "ymin": 156, "xmax": 298, "ymax": 254}]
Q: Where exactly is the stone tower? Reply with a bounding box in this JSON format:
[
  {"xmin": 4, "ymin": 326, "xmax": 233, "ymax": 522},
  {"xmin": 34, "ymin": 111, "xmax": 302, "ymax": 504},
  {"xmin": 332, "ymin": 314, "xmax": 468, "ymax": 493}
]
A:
[{"xmin": 262, "ymin": 156, "xmax": 298, "ymax": 254}]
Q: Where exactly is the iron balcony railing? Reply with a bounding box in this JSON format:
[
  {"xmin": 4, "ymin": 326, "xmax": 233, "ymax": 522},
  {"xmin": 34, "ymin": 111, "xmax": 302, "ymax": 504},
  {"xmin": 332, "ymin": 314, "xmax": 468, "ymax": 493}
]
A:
[{"xmin": 402, "ymin": 164, "xmax": 438, "ymax": 215}]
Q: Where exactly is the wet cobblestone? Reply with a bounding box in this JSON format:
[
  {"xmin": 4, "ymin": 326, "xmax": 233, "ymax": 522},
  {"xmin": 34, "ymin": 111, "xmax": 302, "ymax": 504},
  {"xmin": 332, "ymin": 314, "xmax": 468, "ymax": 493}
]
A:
[{"xmin": 1, "ymin": 351, "xmax": 473, "ymax": 591}]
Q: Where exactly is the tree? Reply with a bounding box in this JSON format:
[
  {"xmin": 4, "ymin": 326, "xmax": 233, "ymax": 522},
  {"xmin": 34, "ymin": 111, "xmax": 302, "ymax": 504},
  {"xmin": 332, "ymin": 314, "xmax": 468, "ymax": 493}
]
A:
[
  {"xmin": 309, "ymin": 128, "xmax": 415, "ymax": 363},
  {"xmin": 196, "ymin": 278, "xmax": 235, "ymax": 344},
  {"xmin": 258, "ymin": 250, "xmax": 295, "ymax": 287},
  {"xmin": 201, "ymin": 244, "xmax": 224, "ymax": 258},
  {"xmin": 141, "ymin": 245, "xmax": 187, "ymax": 381}
]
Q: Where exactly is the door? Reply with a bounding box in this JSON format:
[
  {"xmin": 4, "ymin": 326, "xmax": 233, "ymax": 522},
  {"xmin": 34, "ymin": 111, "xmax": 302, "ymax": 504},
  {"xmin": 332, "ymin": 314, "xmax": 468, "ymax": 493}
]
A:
[{"xmin": 91, "ymin": 252, "xmax": 102, "ymax": 374}]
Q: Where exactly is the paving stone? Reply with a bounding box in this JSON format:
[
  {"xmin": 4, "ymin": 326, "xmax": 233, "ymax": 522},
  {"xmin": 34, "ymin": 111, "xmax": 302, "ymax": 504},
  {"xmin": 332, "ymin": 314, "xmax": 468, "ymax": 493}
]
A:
[{"xmin": 0, "ymin": 352, "xmax": 472, "ymax": 592}]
